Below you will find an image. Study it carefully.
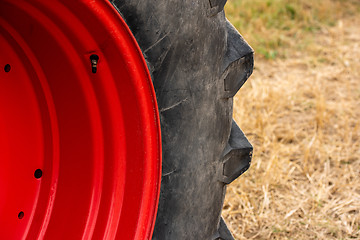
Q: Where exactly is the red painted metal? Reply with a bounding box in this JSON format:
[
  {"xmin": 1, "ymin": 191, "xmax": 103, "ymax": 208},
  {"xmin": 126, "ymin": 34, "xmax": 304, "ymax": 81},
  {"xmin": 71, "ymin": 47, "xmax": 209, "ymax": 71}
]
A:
[{"xmin": 0, "ymin": 0, "xmax": 162, "ymax": 239}]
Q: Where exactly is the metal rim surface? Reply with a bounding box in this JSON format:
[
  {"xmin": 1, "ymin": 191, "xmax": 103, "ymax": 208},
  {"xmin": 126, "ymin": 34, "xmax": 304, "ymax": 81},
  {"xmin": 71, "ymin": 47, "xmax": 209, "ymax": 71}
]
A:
[{"xmin": 0, "ymin": 0, "xmax": 162, "ymax": 239}]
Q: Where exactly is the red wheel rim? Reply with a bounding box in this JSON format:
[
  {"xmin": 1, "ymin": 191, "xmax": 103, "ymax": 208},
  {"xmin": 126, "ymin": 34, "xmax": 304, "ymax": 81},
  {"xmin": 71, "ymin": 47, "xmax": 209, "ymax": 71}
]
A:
[{"xmin": 0, "ymin": 0, "xmax": 162, "ymax": 239}]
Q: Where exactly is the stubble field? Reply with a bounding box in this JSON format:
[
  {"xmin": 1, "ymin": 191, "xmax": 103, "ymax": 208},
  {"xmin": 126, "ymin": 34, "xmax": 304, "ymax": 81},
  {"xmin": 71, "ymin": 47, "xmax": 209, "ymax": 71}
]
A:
[{"xmin": 223, "ymin": 1, "xmax": 360, "ymax": 239}]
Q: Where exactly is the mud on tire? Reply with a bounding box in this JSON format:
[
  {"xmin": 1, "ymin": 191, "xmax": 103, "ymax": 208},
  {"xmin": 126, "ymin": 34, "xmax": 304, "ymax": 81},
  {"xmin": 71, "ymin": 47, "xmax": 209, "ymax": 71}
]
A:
[{"xmin": 111, "ymin": 1, "xmax": 254, "ymax": 239}]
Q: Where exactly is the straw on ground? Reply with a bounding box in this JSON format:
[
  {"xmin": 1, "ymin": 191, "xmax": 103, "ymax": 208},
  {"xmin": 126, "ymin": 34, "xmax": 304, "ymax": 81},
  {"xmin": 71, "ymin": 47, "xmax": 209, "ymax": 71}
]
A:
[{"xmin": 223, "ymin": 1, "xmax": 360, "ymax": 239}]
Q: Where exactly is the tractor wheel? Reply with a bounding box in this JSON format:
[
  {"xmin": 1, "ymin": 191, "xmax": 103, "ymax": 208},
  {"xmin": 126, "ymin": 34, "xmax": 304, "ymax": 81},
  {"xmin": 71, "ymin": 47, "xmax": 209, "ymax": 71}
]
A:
[
  {"xmin": 112, "ymin": 1, "xmax": 254, "ymax": 239},
  {"xmin": 0, "ymin": 0, "xmax": 253, "ymax": 239}
]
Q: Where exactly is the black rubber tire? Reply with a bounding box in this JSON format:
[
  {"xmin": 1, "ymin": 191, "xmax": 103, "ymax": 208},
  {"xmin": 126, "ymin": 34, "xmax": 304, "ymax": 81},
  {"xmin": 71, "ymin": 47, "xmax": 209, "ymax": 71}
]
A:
[{"xmin": 110, "ymin": 1, "xmax": 254, "ymax": 239}]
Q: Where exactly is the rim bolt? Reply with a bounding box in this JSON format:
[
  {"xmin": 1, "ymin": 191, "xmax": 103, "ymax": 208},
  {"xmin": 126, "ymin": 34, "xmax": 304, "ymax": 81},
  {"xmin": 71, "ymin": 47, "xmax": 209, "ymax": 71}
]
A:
[{"xmin": 90, "ymin": 54, "xmax": 99, "ymax": 73}]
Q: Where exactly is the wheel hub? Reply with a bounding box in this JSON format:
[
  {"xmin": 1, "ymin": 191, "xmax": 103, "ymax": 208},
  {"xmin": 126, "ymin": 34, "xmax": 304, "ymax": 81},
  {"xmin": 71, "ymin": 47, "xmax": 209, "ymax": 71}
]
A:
[{"xmin": 0, "ymin": 0, "xmax": 161, "ymax": 239}]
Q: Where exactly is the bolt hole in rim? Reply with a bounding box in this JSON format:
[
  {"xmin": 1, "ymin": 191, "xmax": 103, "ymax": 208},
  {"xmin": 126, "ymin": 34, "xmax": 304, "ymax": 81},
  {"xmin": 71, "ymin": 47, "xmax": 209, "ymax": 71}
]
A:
[
  {"xmin": 0, "ymin": 0, "xmax": 161, "ymax": 239},
  {"xmin": 18, "ymin": 212, "xmax": 25, "ymax": 220},
  {"xmin": 34, "ymin": 169, "xmax": 43, "ymax": 179},
  {"xmin": 4, "ymin": 64, "xmax": 11, "ymax": 72}
]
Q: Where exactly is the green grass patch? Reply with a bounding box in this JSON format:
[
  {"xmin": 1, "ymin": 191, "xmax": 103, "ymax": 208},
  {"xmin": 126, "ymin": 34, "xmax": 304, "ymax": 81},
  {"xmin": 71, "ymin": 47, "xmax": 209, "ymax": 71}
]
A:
[{"xmin": 225, "ymin": 0, "xmax": 360, "ymax": 59}]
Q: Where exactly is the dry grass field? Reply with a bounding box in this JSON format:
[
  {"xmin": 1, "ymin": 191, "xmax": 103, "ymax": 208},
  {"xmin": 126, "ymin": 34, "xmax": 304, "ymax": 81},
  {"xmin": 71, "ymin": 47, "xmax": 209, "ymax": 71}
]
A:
[{"xmin": 223, "ymin": 1, "xmax": 360, "ymax": 239}]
